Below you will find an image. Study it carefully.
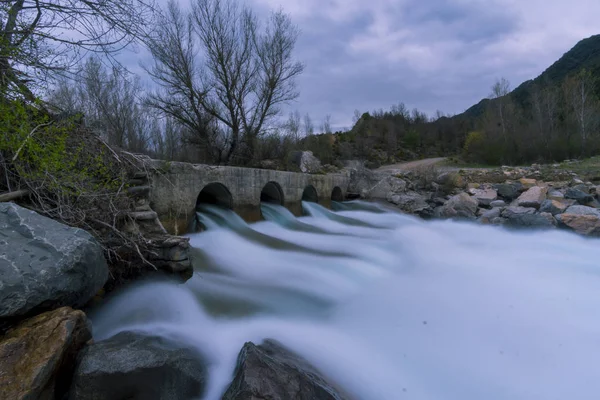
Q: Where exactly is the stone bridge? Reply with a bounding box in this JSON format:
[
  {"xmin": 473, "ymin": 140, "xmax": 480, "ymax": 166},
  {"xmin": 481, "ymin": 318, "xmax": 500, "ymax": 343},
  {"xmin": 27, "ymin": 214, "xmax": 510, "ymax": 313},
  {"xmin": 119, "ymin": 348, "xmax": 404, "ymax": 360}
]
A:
[{"xmin": 146, "ymin": 160, "xmax": 350, "ymax": 234}]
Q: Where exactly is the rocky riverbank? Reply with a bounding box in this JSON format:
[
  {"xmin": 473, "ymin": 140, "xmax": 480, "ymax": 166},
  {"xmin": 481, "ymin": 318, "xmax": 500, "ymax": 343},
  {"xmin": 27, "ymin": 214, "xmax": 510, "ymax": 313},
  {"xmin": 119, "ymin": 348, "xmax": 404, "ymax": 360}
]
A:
[
  {"xmin": 0, "ymin": 202, "xmax": 347, "ymax": 399},
  {"xmin": 349, "ymin": 163, "xmax": 600, "ymax": 236}
]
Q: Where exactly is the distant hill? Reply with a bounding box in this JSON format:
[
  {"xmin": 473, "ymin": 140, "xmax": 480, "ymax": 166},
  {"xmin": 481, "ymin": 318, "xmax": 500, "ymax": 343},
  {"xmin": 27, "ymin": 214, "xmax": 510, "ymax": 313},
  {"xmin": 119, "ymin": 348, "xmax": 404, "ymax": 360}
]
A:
[{"xmin": 461, "ymin": 34, "xmax": 600, "ymax": 119}]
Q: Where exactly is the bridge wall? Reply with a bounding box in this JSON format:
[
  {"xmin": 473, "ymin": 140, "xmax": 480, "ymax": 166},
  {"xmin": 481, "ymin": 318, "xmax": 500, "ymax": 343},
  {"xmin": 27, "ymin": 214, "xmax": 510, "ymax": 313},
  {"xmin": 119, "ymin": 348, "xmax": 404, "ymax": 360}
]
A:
[{"xmin": 147, "ymin": 160, "xmax": 350, "ymax": 234}]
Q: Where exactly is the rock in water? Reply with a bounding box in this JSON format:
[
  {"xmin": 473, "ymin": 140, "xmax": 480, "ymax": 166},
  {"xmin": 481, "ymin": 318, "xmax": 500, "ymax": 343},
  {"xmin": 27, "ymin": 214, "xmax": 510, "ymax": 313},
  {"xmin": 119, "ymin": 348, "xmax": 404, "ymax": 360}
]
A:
[
  {"xmin": 69, "ymin": 331, "xmax": 207, "ymax": 400},
  {"xmin": 0, "ymin": 203, "xmax": 108, "ymax": 319},
  {"xmin": 501, "ymin": 206, "xmax": 555, "ymax": 229},
  {"xmin": 0, "ymin": 307, "xmax": 91, "ymax": 400},
  {"xmin": 222, "ymin": 340, "xmax": 349, "ymax": 400}
]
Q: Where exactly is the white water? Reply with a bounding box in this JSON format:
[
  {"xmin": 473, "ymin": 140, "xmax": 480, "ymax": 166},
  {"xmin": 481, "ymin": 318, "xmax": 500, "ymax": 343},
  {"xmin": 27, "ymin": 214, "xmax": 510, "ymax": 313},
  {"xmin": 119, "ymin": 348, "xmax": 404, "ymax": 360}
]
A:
[{"xmin": 91, "ymin": 201, "xmax": 600, "ymax": 400}]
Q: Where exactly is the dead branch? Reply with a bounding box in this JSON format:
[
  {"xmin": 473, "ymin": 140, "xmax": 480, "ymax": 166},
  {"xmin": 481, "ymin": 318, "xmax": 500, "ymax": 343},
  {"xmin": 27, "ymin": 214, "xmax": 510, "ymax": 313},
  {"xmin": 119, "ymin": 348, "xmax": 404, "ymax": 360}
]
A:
[{"xmin": 0, "ymin": 189, "xmax": 30, "ymax": 202}]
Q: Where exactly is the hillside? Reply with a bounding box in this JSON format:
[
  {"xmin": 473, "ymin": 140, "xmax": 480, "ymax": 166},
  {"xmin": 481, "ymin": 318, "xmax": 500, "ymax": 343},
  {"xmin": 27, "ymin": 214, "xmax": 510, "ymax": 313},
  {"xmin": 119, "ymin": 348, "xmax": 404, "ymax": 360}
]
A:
[{"xmin": 461, "ymin": 34, "xmax": 600, "ymax": 119}]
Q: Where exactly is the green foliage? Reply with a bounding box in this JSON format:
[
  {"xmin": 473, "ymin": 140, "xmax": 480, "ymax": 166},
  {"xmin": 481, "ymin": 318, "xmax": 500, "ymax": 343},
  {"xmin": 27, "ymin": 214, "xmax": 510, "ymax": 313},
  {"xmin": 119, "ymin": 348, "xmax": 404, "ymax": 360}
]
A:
[{"xmin": 0, "ymin": 100, "xmax": 124, "ymax": 195}]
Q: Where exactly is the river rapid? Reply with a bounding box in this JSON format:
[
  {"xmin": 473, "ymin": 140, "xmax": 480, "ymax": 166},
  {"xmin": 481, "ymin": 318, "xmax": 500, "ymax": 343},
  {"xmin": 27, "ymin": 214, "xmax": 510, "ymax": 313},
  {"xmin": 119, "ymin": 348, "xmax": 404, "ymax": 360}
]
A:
[{"xmin": 90, "ymin": 201, "xmax": 600, "ymax": 399}]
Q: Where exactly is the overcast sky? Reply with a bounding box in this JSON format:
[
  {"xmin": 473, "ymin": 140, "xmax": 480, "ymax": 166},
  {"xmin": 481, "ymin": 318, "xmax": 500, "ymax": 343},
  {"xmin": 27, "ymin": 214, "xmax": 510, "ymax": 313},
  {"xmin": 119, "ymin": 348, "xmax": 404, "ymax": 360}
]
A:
[{"xmin": 132, "ymin": 0, "xmax": 599, "ymax": 130}]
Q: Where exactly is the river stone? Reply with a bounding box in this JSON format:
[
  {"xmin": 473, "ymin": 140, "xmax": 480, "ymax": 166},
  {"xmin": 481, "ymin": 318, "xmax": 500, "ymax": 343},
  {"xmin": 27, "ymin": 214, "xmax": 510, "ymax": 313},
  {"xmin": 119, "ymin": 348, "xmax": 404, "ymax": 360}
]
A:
[
  {"xmin": 0, "ymin": 307, "xmax": 91, "ymax": 400},
  {"xmin": 439, "ymin": 193, "xmax": 479, "ymax": 219},
  {"xmin": 501, "ymin": 206, "xmax": 554, "ymax": 228},
  {"xmin": 368, "ymin": 176, "xmax": 407, "ymax": 199},
  {"xmin": 0, "ymin": 203, "xmax": 108, "ymax": 320},
  {"xmin": 547, "ymin": 190, "xmax": 565, "ymax": 201},
  {"xmin": 490, "ymin": 200, "xmax": 506, "ymax": 208},
  {"xmin": 69, "ymin": 331, "xmax": 207, "ymax": 400},
  {"xmin": 387, "ymin": 191, "xmax": 430, "ymax": 215},
  {"xmin": 519, "ymin": 178, "xmax": 537, "ymax": 189},
  {"xmin": 479, "ymin": 208, "xmax": 502, "ymax": 224},
  {"xmin": 559, "ymin": 214, "xmax": 600, "ymax": 236},
  {"xmin": 539, "ymin": 199, "xmax": 575, "ymax": 216},
  {"xmin": 565, "ymin": 188, "xmax": 594, "ymax": 205},
  {"xmin": 222, "ymin": 340, "xmax": 348, "ymax": 400},
  {"xmin": 563, "ymin": 205, "xmax": 600, "ymax": 217},
  {"xmin": 494, "ymin": 183, "xmax": 520, "ymax": 201},
  {"xmin": 516, "ymin": 186, "xmax": 547, "ymax": 209},
  {"xmin": 471, "ymin": 188, "xmax": 498, "ymax": 207}
]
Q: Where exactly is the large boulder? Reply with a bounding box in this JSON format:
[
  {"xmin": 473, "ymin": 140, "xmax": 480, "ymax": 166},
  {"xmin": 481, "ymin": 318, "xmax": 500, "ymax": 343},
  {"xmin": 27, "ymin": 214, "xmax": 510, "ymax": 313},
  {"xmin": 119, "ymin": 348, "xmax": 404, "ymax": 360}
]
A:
[
  {"xmin": 0, "ymin": 307, "xmax": 91, "ymax": 400},
  {"xmin": 559, "ymin": 214, "xmax": 600, "ymax": 236},
  {"xmin": 367, "ymin": 176, "xmax": 407, "ymax": 199},
  {"xmin": 516, "ymin": 186, "xmax": 547, "ymax": 209},
  {"xmin": 222, "ymin": 340, "xmax": 348, "ymax": 400},
  {"xmin": 387, "ymin": 191, "xmax": 431, "ymax": 216},
  {"xmin": 290, "ymin": 151, "xmax": 322, "ymax": 174},
  {"xmin": 438, "ymin": 193, "xmax": 479, "ymax": 219},
  {"xmin": 69, "ymin": 331, "xmax": 207, "ymax": 400},
  {"xmin": 0, "ymin": 203, "xmax": 108, "ymax": 320},
  {"xmin": 501, "ymin": 206, "xmax": 555, "ymax": 229}
]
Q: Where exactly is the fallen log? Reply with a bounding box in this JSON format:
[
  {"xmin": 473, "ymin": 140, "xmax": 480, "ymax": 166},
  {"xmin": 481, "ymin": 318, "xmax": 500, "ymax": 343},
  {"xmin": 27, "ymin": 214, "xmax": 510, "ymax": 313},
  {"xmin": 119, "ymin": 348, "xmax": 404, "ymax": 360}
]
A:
[{"xmin": 0, "ymin": 190, "xmax": 30, "ymax": 202}]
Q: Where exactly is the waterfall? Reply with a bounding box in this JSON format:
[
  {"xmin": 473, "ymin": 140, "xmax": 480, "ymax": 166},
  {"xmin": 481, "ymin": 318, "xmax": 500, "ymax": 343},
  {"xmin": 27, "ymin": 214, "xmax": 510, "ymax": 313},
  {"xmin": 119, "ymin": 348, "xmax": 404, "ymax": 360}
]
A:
[{"xmin": 90, "ymin": 201, "xmax": 600, "ymax": 400}]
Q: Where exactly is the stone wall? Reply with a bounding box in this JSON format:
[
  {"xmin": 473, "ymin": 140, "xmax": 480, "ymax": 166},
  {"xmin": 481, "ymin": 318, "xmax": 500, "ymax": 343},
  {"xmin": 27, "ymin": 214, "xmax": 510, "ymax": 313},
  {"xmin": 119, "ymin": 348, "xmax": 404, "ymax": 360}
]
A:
[{"xmin": 146, "ymin": 160, "xmax": 350, "ymax": 234}]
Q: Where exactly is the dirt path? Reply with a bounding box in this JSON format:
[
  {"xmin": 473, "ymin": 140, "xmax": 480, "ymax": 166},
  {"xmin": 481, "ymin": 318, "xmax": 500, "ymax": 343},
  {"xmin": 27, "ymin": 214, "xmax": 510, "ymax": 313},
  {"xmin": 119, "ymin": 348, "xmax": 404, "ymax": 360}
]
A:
[{"xmin": 376, "ymin": 157, "xmax": 447, "ymax": 172}]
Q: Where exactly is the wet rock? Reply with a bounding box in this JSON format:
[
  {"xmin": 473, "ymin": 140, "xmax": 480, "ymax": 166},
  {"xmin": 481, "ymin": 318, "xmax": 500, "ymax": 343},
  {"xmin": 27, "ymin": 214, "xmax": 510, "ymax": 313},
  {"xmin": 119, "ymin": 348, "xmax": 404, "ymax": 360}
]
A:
[
  {"xmin": 471, "ymin": 188, "xmax": 498, "ymax": 207},
  {"xmin": 222, "ymin": 340, "xmax": 348, "ymax": 400},
  {"xmin": 539, "ymin": 199, "xmax": 575, "ymax": 216},
  {"xmin": 479, "ymin": 208, "xmax": 502, "ymax": 224},
  {"xmin": 439, "ymin": 193, "xmax": 479, "ymax": 219},
  {"xmin": 0, "ymin": 203, "xmax": 108, "ymax": 320},
  {"xmin": 0, "ymin": 307, "xmax": 91, "ymax": 400},
  {"xmin": 516, "ymin": 186, "xmax": 547, "ymax": 209},
  {"xmin": 69, "ymin": 331, "xmax": 207, "ymax": 400},
  {"xmin": 559, "ymin": 214, "xmax": 600, "ymax": 236},
  {"xmin": 502, "ymin": 206, "xmax": 555, "ymax": 229},
  {"xmin": 565, "ymin": 188, "xmax": 594, "ymax": 205}
]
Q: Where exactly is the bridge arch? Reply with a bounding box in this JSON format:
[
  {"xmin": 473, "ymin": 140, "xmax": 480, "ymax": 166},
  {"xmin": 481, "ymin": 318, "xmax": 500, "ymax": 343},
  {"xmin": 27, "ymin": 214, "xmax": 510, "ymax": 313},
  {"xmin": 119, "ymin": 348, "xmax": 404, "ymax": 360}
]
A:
[
  {"xmin": 196, "ymin": 182, "xmax": 233, "ymax": 209},
  {"xmin": 331, "ymin": 186, "xmax": 343, "ymax": 202},
  {"xmin": 261, "ymin": 181, "xmax": 284, "ymax": 205},
  {"xmin": 302, "ymin": 185, "xmax": 319, "ymax": 203}
]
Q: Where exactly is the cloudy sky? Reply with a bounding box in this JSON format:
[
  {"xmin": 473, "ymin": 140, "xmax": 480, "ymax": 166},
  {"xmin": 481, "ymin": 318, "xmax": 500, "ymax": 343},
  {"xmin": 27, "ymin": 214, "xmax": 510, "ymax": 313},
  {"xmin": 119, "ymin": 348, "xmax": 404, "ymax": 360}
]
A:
[{"xmin": 131, "ymin": 0, "xmax": 599, "ymax": 130}]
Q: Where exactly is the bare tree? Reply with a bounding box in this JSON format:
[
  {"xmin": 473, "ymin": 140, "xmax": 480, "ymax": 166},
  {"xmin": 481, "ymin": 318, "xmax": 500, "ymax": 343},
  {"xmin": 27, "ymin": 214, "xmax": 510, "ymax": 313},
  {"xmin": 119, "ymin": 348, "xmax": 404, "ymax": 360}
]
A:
[
  {"xmin": 563, "ymin": 69, "xmax": 598, "ymax": 155},
  {"xmin": 0, "ymin": 0, "xmax": 157, "ymax": 101},
  {"xmin": 303, "ymin": 113, "xmax": 314, "ymax": 137},
  {"xmin": 490, "ymin": 77, "xmax": 511, "ymax": 141},
  {"xmin": 146, "ymin": 0, "xmax": 304, "ymax": 165},
  {"xmin": 48, "ymin": 56, "xmax": 153, "ymax": 153},
  {"xmin": 321, "ymin": 114, "xmax": 332, "ymax": 134},
  {"xmin": 144, "ymin": 1, "xmax": 219, "ymax": 162},
  {"xmin": 285, "ymin": 110, "xmax": 301, "ymax": 141}
]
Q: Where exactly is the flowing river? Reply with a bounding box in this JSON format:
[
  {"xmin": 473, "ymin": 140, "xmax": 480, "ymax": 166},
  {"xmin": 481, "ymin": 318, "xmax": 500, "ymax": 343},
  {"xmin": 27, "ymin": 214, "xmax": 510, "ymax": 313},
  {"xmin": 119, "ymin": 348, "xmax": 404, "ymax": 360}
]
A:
[{"xmin": 90, "ymin": 201, "xmax": 600, "ymax": 399}]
